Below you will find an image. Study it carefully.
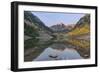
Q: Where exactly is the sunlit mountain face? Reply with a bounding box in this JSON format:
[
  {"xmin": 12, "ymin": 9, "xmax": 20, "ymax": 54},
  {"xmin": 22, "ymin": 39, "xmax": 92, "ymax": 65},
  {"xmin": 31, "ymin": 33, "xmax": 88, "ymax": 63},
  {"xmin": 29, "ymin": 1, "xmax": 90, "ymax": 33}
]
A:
[
  {"xmin": 24, "ymin": 11, "xmax": 90, "ymax": 62},
  {"xmin": 50, "ymin": 23, "xmax": 75, "ymax": 33}
]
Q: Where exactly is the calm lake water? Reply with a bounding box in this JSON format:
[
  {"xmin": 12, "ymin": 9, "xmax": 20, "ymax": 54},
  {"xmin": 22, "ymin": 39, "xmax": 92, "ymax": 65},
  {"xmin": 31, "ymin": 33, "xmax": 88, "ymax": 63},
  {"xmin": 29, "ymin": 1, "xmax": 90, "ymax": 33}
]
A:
[
  {"xmin": 24, "ymin": 41, "xmax": 90, "ymax": 62},
  {"xmin": 34, "ymin": 47, "xmax": 83, "ymax": 61},
  {"xmin": 33, "ymin": 43, "xmax": 84, "ymax": 61}
]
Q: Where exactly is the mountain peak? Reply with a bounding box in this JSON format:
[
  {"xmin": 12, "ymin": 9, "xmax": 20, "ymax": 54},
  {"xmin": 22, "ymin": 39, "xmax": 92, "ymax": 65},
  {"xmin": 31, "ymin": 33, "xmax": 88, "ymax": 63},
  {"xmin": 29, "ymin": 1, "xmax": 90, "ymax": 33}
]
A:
[{"xmin": 50, "ymin": 23, "xmax": 75, "ymax": 32}]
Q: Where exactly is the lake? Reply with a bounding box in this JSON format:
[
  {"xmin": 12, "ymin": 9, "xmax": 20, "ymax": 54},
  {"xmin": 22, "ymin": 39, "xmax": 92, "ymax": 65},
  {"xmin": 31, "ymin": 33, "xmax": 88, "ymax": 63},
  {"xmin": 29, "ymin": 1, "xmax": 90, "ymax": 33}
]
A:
[{"xmin": 24, "ymin": 41, "xmax": 90, "ymax": 62}]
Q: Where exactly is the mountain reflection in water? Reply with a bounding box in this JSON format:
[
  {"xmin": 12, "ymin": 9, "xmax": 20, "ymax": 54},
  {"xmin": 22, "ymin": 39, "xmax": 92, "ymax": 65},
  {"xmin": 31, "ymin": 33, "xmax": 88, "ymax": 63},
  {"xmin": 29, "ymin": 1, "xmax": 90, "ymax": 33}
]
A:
[
  {"xmin": 24, "ymin": 40, "xmax": 90, "ymax": 62},
  {"xmin": 34, "ymin": 47, "xmax": 82, "ymax": 61}
]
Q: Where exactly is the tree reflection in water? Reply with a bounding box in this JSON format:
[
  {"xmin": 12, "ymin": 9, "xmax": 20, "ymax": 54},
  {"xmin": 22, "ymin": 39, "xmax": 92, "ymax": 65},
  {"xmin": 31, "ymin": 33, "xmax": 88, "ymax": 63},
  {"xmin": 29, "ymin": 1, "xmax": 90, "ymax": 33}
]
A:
[{"xmin": 24, "ymin": 39, "xmax": 90, "ymax": 62}]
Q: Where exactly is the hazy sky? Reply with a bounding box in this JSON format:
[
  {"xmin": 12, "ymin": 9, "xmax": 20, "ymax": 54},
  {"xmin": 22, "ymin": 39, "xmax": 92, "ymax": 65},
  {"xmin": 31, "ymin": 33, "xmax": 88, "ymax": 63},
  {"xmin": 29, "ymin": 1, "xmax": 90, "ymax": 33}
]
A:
[{"xmin": 32, "ymin": 11, "xmax": 85, "ymax": 27}]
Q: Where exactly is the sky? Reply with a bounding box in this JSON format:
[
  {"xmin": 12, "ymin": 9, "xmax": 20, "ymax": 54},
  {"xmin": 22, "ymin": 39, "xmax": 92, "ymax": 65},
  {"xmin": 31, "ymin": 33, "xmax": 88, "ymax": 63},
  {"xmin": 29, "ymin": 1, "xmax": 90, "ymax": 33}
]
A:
[{"xmin": 32, "ymin": 11, "xmax": 85, "ymax": 27}]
